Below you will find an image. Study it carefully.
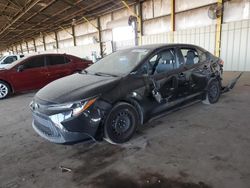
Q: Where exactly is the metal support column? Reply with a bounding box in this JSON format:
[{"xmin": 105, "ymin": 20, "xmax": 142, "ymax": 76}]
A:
[
  {"xmin": 72, "ymin": 25, "xmax": 77, "ymax": 46},
  {"xmin": 137, "ymin": 1, "xmax": 143, "ymax": 45},
  {"xmin": 83, "ymin": 16, "xmax": 103, "ymax": 57},
  {"xmin": 122, "ymin": 0, "xmax": 142, "ymax": 46},
  {"xmin": 97, "ymin": 17, "xmax": 103, "ymax": 57},
  {"xmin": 33, "ymin": 38, "xmax": 37, "ymax": 52},
  {"xmin": 26, "ymin": 41, "xmax": 29, "ymax": 53},
  {"xmin": 20, "ymin": 43, "xmax": 23, "ymax": 54},
  {"xmin": 42, "ymin": 35, "xmax": 46, "ymax": 51},
  {"xmin": 54, "ymin": 32, "xmax": 59, "ymax": 49},
  {"xmin": 215, "ymin": 0, "xmax": 223, "ymax": 56},
  {"xmin": 15, "ymin": 45, "xmax": 18, "ymax": 54},
  {"xmin": 170, "ymin": 0, "xmax": 175, "ymax": 43}
]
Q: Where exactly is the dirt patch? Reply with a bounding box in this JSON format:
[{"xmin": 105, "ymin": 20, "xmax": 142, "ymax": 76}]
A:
[
  {"xmin": 88, "ymin": 171, "xmax": 211, "ymax": 188},
  {"xmin": 71, "ymin": 143, "xmax": 125, "ymax": 185}
]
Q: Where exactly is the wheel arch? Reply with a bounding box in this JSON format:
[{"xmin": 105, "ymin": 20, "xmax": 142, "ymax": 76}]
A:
[
  {"xmin": 94, "ymin": 97, "xmax": 144, "ymax": 140},
  {"xmin": 0, "ymin": 79, "xmax": 13, "ymax": 93},
  {"xmin": 122, "ymin": 97, "xmax": 144, "ymax": 125}
]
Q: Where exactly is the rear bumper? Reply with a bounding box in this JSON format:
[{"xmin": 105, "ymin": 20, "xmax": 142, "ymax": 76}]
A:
[{"xmin": 32, "ymin": 112, "xmax": 96, "ymax": 144}]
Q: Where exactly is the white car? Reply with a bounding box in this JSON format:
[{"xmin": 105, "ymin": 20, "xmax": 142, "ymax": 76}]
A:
[{"xmin": 0, "ymin": 54, "xmax": 24, "ymax": 68}]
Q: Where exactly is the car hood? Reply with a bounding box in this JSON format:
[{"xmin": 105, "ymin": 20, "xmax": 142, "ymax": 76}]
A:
[{"xmin": 35, "ymin": 73, "xmax": 121, "ymax": 104}]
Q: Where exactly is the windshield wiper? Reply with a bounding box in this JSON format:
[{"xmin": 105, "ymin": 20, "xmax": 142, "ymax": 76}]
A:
[{"xmin": 94, "ymin": 72, "xmax": 118, "ymax": 77}]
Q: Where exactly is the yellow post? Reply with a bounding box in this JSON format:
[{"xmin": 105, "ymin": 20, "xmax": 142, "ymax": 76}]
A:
[
  {"xmin": 215, "ymin": 0, "xmax": 223, "ymax": 57},
  {"xmin": 170, "ymin": 0, "xmax": 175, "ymax": 43}
]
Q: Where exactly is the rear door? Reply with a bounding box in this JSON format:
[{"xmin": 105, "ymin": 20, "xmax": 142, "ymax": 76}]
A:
[
  {"xmin": 177, "ymin": 46, "xmax": 208, "ymax": 93},
  {"xmin": 46, "ymin": 54, "xmax": 74, "ymax": 83},
  {"xmin": 10, "ymin": 55, "xmax": 48, "ymax": 91}
]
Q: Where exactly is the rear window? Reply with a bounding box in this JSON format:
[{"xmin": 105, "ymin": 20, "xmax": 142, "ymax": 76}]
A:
[
  {"xmin": 47, "ymin": 55, "xmax": 66, "ymax": 66},
  {"xmin": 66, "ymin": 55, "xmax": 86, "ymax": 63},
  {"xmin": 178, "ymin": 47, "xmax": 207, "ymax": 66}
]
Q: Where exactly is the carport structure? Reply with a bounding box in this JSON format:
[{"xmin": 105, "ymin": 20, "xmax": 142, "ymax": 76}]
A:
[
  {"xmin": 0, "ymin": 0, "xmax": 137, "ymax": 55},
  {"xmin": 0, "ymin": 0, "xmax": 250, "ymax": 71},
  {"xmin": 0, "ymin": 1, "xmax": 250, "ymax": 188}
]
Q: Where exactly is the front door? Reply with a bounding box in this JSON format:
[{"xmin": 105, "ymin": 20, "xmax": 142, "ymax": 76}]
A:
[
  {"xmin": 142, "ymin": 48, "xmax": 187, "ymax": 115},
  {"xmin": 10, "ymin": 55, "xmax": 48, "ymax": 91},
  {"xmin": 147, "ymin": 48, "xmax": 186, "ymax": 102}
]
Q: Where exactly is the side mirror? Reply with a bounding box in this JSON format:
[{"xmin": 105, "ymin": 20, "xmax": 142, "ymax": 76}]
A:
[{"xmin": 17, "ymin": 65, "xmax": 24, "ymax": 72}]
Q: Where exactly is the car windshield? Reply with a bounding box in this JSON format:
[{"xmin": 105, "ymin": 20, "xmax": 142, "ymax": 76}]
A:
[
  {"xmin": 0, "ymin": 56, "xmax": 6, "ymax": 62},
  {"xmin": 85, "ymin": 48, "xmax": 151, "ymax": 76}
]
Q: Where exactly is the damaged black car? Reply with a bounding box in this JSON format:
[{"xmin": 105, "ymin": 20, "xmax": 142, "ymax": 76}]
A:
[{"xmin": 30, "ymin": 44, "xmax": 241, "ymax": 144}]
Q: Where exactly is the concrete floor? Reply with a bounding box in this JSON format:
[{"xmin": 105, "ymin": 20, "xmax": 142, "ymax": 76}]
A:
[{"xmin": 0, "ymin": 71, "xmax": 250, "ymax": 188}]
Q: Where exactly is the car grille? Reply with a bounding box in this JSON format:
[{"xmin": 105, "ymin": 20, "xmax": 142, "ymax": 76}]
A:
[{"xmin": 33, "ymin": 113, "xmax": 60, "ymax": 138}]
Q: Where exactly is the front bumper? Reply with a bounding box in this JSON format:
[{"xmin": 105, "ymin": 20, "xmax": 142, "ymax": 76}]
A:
[{"xmin": 32, "ymin": 112, "xmax": 94, "ymax": 144}]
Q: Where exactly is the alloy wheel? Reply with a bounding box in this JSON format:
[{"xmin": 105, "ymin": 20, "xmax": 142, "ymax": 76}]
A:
[{"xmin": 0, "ymin": 83, "xmax": 8, "ymax": 99}]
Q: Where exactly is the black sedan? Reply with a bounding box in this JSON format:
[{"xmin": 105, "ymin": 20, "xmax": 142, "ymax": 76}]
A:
[{"xmin": 30, "ymin": 44, "xmax": 241, "ymax": 144}]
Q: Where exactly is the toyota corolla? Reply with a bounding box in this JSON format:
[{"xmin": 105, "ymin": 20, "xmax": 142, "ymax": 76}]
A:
[{"xmin": 30, "ymin": 44, "xmax": 241, "ymax": 144}]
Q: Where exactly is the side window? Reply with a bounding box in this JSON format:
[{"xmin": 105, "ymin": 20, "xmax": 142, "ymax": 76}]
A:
[
  {"xmin": 150, "ymin": 49, "xmax": 176, "ymax": 75},
  {"xmin": 197, "ymin": 49, "xmax": 207, "ymax": 62},
  {"xmin": 180, "ymin": 48, "xmax": 200, "ymax": 65},
  {"xmin": 3, "ymin": 56, "xmax": 17, "ymax": 64},
  {"xmin": 23, "ymin": 56, "xmax": 45, "ymax": 69},
  {"xmin": 20, "ymin": 55, "xmax": 24, "ymax": 58},
  {"xmin": 47, "ymin": 55, "xmax": 66, "ymax": 66}
]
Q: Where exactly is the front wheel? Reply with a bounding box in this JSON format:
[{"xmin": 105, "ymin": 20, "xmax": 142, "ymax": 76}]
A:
[
  {"xmin": 202, "ymin": 78, "xmax": 221, "ymax": 104},
  {"xmin": 0, "ymin": 81, "xmax": 10, "ymax": 100},
  {"xmin": 104, "ymin": 102, "xmax": 139, "ymax": 144}
]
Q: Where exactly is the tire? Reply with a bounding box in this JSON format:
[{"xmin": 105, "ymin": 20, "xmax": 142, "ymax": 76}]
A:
[
  {"xmin": 202, "ymin": 78, "xmax": 221, "ymax": 104},
  {"xmin": 0, "ymin": 81, "xmax": 10, "ymax": 100},
  {"xmin": 104, "ymin": 102, "xmax": 139, "ymax": 144}
]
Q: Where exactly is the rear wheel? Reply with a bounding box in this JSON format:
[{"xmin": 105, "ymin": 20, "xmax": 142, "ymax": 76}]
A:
[
  {"xmin": 203, "ymin": 78, "xmax": 221, "ymax": 104},
  {"xmin": 104, "ymin": 102, "xmax": 139, "ymax": 144},
  {"xmin": 0, "ymin": 81, "xmax": 10, "ymax": 99}
]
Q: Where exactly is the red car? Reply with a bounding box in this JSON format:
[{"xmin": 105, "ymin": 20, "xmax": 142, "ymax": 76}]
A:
[{"xmin": 0, "ymin": 54, "xmax": 92, "ymax": 99}]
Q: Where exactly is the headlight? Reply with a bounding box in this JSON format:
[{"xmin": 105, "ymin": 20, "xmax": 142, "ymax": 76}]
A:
[
  {"xmin": 71, "ymin": 98, "xmax": 97, "ymax": 116},
  {"xmin": 47, "ymin": 97, "xmax": 98, "ymax": 117},
  {"xmin": 48, "ymin": 97, "xmax": 97, "ymax": 130}
]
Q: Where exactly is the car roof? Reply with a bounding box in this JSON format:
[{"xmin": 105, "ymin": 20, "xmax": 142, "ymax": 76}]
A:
[
  {"xmin": 29, "ymin": 53, "xmax": 66, "ymax": 57},
  {"xmin": 126, "ymin": 43, "xmax": 206, "ymax": 51}
]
